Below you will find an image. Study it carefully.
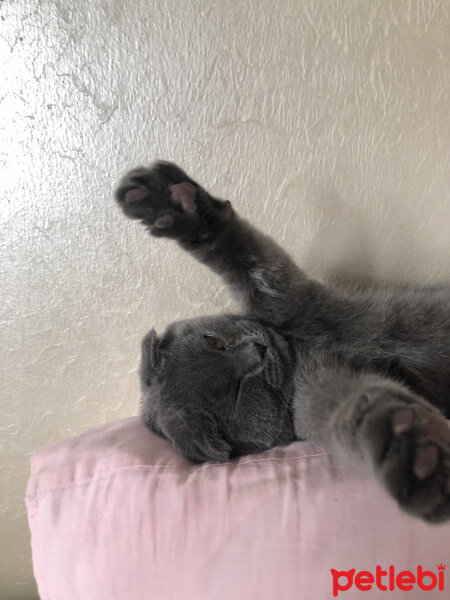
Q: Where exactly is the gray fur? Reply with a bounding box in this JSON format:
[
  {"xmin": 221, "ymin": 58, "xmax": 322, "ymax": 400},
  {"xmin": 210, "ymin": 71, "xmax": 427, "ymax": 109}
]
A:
[{"xmin": 115, "ymin": 161, "xmax": 450, "ymax": 522}]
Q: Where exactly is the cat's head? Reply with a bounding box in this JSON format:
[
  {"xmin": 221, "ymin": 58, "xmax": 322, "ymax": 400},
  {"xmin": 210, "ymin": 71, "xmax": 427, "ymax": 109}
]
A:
[{"xmin": 140, "ymin": 315, "xmax": 296, "ymax": 463}]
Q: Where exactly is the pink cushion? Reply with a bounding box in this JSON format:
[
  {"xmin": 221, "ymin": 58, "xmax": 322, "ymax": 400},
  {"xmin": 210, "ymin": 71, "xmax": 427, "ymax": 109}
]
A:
[{"xmin": 26, "ymin": 417, "xmax": 449, "ymax": 599}]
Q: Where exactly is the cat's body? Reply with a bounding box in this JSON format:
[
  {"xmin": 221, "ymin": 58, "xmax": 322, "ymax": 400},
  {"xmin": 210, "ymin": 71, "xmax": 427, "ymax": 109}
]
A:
[{"xmin": 115, "ymin": 161, "xmax": 450, "ymax": 522}]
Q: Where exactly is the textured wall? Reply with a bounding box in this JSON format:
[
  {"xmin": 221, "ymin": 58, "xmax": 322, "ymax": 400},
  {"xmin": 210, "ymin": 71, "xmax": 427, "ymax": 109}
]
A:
[{"xmin": 1, "ymin": 0, "xmax": 449, "ymax": 597}]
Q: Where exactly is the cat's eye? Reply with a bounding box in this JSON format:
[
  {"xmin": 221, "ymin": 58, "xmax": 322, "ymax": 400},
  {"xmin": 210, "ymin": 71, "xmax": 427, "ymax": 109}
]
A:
[{"xmin": 202, "ymin": 335, "xmax": 226, "ymax": 351}]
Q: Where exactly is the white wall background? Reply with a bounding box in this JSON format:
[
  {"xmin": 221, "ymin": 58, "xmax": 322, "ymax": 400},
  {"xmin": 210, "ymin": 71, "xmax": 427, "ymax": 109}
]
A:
[{"xmin": 1, "ymin": 0, "xmax": 449, "ymax": 597}]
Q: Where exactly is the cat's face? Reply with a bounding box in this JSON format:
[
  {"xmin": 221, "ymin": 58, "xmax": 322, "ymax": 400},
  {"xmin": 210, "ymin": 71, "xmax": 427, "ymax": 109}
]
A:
[{"xmin": 140, "ymin": 315, "xmax": 296, "ymax": 462}]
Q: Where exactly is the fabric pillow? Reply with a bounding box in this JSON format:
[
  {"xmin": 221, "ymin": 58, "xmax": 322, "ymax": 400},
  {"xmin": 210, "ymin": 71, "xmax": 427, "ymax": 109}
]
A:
[{"xmin": 26, "ymin": 417, "xmax": 450, "ymax": 599}]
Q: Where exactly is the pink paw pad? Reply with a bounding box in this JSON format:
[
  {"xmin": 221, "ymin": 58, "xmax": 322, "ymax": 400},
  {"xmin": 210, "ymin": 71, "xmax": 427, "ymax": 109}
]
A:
[
  {"xmin": 392, "ymin": 409, "xmax": 414, "ymax": 434},
  {"xmin": 414, "ymin": 444, "xmax": 439, "ymax": 480},
  {"xmin": 154, "ymin": 215, "xmax": 175, "ymax": 228},
  {"xmin": 125, "ymin": 189, "xmax": 146, "ymax": 203},
  {"xmin": 170, "ymin": 183, "xmax": 197, "ymax": 213},
  {"xmin": 421, "ymin": 416, "xmax": 450, "ymax": 446}
]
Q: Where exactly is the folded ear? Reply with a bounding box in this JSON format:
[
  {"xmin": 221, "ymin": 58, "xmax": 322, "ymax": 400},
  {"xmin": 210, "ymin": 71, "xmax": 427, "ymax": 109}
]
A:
[{"xmin": 140, "ymin": 328, "xmax": 163, "ymax": 385}]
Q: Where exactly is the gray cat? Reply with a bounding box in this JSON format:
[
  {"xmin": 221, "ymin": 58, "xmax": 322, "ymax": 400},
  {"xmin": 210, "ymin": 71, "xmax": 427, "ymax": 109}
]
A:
[{"xmin": 115, "ymin": 161, "xmax": 450, "ymax": 523}]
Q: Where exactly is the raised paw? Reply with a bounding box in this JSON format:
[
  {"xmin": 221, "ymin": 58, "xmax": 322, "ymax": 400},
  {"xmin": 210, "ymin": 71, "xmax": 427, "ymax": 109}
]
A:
[
  {"xmin": 114, "ymin": 160, "xmax": 232, "ymax": 241},
  {"xmin": 359, "ymin": 390, "xmax": 450, "ymax": 522}
]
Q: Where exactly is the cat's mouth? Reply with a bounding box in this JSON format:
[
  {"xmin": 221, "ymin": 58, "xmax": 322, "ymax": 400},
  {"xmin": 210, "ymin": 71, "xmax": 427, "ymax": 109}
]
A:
[
  {"xmin": 233, "ymin": 376, "xmax": 255, "ymax": 416},
  {"xmin": 233, "ymin": 378, "xmax": 244, "ymax": 410}
]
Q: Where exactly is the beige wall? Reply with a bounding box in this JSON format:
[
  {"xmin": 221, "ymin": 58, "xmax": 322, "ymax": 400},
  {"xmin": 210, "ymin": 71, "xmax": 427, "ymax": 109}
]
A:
[{"xmin": 1, "ymin": 0, "xmax": 449, "ymax": 597}]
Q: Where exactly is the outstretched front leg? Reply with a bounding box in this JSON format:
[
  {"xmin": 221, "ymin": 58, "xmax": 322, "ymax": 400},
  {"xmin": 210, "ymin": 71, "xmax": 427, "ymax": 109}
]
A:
[
  {"xmin": 115, "ymin": 161, "xmax": 322, "ymax": 325},
  {"xmin": 295, "ymin": 364, "xmax": 450, "ymax": 522}
]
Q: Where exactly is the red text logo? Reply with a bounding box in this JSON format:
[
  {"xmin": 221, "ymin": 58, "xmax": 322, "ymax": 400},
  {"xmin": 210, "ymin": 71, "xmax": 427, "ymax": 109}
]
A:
[{"xmin": 331, "ymin": 564, "xmax": 445, "ymax": 597}]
